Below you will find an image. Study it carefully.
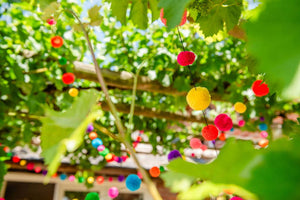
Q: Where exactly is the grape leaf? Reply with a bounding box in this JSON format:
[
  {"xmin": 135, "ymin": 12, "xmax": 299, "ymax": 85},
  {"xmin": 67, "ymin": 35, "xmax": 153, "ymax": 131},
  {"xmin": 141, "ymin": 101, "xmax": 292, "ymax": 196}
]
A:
[
  {"xmin": 173, "ymin": 76, "xmax": 191, "ymax": 92},
  {"xmin": 130, "ymin": 0, "xmax": 148, "ymax": 29},
  {"xmin": 111, "ymin": 0, "xmax": 129, "ymax": 24},
  {"xmin": 40, "ymin": 90, "xmax": 101, "ymax": 180},
  {"xmin": 88, "ymin": 5, "xmax": 103, "ymax": 26},
  {"xmin": 246, "ymin": 0, "xmax": 300, "ymax": 99},
  {"xmin": 197, "ymin": 0, "xmax": 242, "ymax": 36},
  {"xmin": 158, "ymin": 0, "xmax": 193, "ymax": 30},
  {"xmin": 41, "ymin": 2, "xmax": 60, "ymax": 21},
  {"xmin": 160, "ymin": 171, "xmax": 195, "ymax": 193},
  {"xmin": 149, "ymin": 0, "xmax": 160, "ymax": 22}
]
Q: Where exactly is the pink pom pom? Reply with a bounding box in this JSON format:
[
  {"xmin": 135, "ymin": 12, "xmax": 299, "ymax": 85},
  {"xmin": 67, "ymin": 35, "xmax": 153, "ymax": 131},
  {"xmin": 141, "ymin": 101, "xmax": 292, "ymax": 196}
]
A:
[
  {"xmin": 230, "ymin": 197, "xmax": 244, "ymax": 200},
  {"xmin": 177, "ymin": 51, "xmax": 196, "ymax": 66},
  {"xmin": 214, "ymin": 114, "xmax": 233, "ymax": 131},
  {"xmin": 68, "ymin": 175, "xmax": 75, "ymax": 182},
  {"xmin": 189, "ymin": 138, "xmax": 202, "ymax": 149},
  {"xmin": 47, "ymin": 18, "xmax": 56, "ymax": 25},
  {"xmin": 108, "ymin": 187, "xmax": 119, "ymax": 198},
  {"xmin": 260, "ymin": 131, "xmax": 268, "ymax": 138},
  {"xmin": 97, "ymin": 145, "xmax": 105, "ymax": 152},
  {"xmin": 238, "ymin": 120, "xmax": 245, "ymax": 127},
  {"xmin": 200, "ymin": 145, "xmax": 207, "ymax": 151}
]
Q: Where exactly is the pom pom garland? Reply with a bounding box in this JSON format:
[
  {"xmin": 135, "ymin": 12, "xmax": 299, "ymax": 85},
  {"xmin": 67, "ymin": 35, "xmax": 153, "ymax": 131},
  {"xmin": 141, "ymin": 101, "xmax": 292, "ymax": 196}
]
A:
[
  {"xmin": 126, "ymin": 174, "xmax": 142, "ymax": 191},
  {"xmin": 214, "ymin": 114, "xmax": 233, "ymax": 131},
  {"xmin": 149, "ymin": 166, "xmax": 160, "ymax": 177},
  {"xmin": 189, "ymin": 138, "xmax": 202, "ymax": 149},
  {"xmin": 99, "ymin": 148, "xmax": 109, "ymax": 156},
  {"xmin": 177, "ymin": 51, "xmax": 196, "ymax": 66},
  {"xmin": 20, "ymin": 160, "xmax": 26, "ymax": 166},
  {"xmin": 96, "ymin": 176, "xmax": 104, "ymax": 184},
  {"xmin": 89, "ymin": 132, "xmax": 98, "ymax": 140},
  {"xmin": 68, "ymin": 175, "xmax": 75, "ymax": 182},
  {"xmin": 234, "ymin": 102, "xmax": 247, "ymax": 113},
  {"xmin": 168, "ymin": 150, "xmax": 182, "ymax": 162},
  {"xmin": 260, "ymin": 131, "xmax": 268, "ymax": 138},
  {"xmin": 202, "ymin": 125, "xmax": 219, "ymax": 141},
  {"xmin": 160, "ymin": 9, "xmax": 187, "ymax": 26},
  {"xmin": 186, "ymin": 87, "xmax": 211, "ymax": 111},
  {"xmin": 62, "ymin": 73, "xmax": 75, "ymax": 84},
  {"xmin": 12, "ymin": 156, "xmax": 20, "ymax": 163},
  {"xmin": 108, "ymin": 187, "xmax": 119, "ymax": 199},
  {"xmin": 85, "ymin": 192, "xmax": 100, "ymax": 200},
  {"xmin": 68, "ymin": 88, "xmax": 78, "ymax": 97},
  {"xmin": 60, "ymin": 174, "xmax": 67, "ymax": 180},
  {"xmin": 27, "ymin": 162, "xmax": 34, "ymax": 171},
  {"xmin": 87, "ymin": 176, "xmax": 95, "ymax": 184},
  {"xmin": 97, "ymin": 145, "xmax": 105, "ymax": 152},
  {"xmin": 92, "ymin": 138, "xmax": 103, "ymax": 148},
  {"xmin": 252, "ymin": 80, "xmax": 269, "ymax": 97},
  {"xmin": 51, "ymin": 36, "xmax": 63, "ymax": 48},
  {"xmin": 34, "ymin": 166, "xmax": 41, "ymax": 173}
]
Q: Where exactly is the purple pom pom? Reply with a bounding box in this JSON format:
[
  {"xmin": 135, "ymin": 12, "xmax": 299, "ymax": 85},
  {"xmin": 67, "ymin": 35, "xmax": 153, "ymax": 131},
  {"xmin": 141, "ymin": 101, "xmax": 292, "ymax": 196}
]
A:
[
  {"xmin": 168, "ymin": 150, "xmax": 182, "ymax": 162},
  {"xmin": 42, "ymin": 170, "xmax": 47, "ymax": 176},
  {"xmin": 118, "ymin": 175, "xmax": 125, "ymax": 182},
  {"xmin": 260, "ymin": 116, "xmax": 265, "ymax": 121},
  {"xmin": 86, "ymin": 123, "xmax": 94, "ymax": 132}
]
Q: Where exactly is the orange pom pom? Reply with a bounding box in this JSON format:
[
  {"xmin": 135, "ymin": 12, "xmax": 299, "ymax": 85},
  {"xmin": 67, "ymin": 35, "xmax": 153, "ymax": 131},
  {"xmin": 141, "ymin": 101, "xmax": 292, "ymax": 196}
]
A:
[
  {"xmin": 219, "ymin": 133, "xmax": 226, "ymax": 141},
  {"xmin": 149, "ymin": 166, "xmax": 160, "ymax": 178},
  {"xmin": 89, "ymin": 132, "xmax": 98, "ymax": 140},
  {"xmin": 258, "ymin": 139, "xmax": 269, "ymax": 148},
  {"xmin": 51, "ymin": 36, "xmax": 63, "ymax": 48}
]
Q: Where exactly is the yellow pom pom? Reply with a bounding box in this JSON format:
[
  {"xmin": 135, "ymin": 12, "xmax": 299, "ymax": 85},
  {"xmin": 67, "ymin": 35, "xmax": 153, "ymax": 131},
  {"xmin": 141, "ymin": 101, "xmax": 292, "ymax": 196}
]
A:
[
  {"xmin": 234, "ymin": 102, "xmax": 247, "ymax": 113},
  {"xmin": 68, "ymin": 88, "xmax": 78, "ymax": 97},
  {"xmin": 20, "ymin": 160, "xmax": 27, "ymax": 166},
  {"xmin": 105, "ymin": 153, "xmax": 113, "ymax": 161},
  {"xmin": 87, "ymin": 176, "xmax": 94, "ymax": 184},
  {"xmin": 186, "ymin": 87, "xmax": 211, "ymax": 110}
]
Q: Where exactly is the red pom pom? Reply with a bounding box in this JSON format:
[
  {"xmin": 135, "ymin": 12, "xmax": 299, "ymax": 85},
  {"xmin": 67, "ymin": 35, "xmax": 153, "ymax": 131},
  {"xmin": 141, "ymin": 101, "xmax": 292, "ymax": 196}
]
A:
[
  {"xmin": 177, "ymin": 51, "xmax": 196, "ymax": 66},
  {"xmin": 12, "ymin": 156, "xmax": 20, "ymax": 163},
  {"xmin": 47, "ymin": 18, "xmax": 56, "ymax": 25},
  {"xmin": 160, "ymin": 9, "xmax": 187, "ymax": 26},
  {"xmin": 189, "ymin": 138, "xmax": 202, "ymax": 149},
  {"xmin": 62, "ymin": 73, "xmax": 75, "ymax": 84},
  {"xmin": 202, "ymin": 125, "xmax": 218, "ymax": 141},
  {"xmin": 27, "ymin": 162, "xmax": 34, "ymax": 171},
  {"xmin": 219, "ymin": 133, "xmax": 226, "ymax": 141},
  {"xmin": 252, "ymin": 80, "xmax": 269, "ymax": 97},
  {"xmin": 51, "ymin": 36, "xmax": 63, "ymax": 48},
  {"xmin": 214, "ymin": 114, "xmax": 233, "ymax": 131}
]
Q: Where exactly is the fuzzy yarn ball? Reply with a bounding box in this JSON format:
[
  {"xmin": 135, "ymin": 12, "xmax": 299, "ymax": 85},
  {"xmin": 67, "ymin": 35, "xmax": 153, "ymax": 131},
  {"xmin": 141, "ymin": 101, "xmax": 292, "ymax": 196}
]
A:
[
  {"xmin": 86, "ymin": 123, "xmax": 94, "ymax": 132},
  {"xmin": 60, "ymin": 174, "xmax": 67, "ymax": 180},
  {"xmin": 126, "ymin": 174, "xmax": 142, "ymax": 191},
  {"xmin": 234, "ymin": 102, "xmax": 247, "ymax": 113},
  {"xmin": 160, "ymin": 9, "xmax": 187, "ymax": 26},
  {"xmin": 51, "ymin": 36, "xmax": 63, "ymax": 48},
  {"xmin": 96, "ymin": 176, "xmax": 104, "ymax": 184},
  {"xmin": 149, "ymin": 166, "xmax": 160, "ymax": 178},
  {"xmin": 85, "ymin": 192, "xmax": 100, "ymax": 200},
  {"xmin": 214, "ymin": 114, "xmax": 233, "ymax": 131},
  {"xmin": 186, "ymin": 87, "xmax": 211, "ymax": 111},
  {"xmin": 259, "ymin": 123, "xmax": 268, "ymax": 131},
  {"xmin": 260, "ymin": 131, "xmax": 268, "ymax": 138},
  {"xmin": 99, "ymin": 148, "xmax": 109, "ymax": 156},
  {"xmin": 59, "ymin": 57, "xmax": 67, "ymax": 65},
  {"xmin": 68, "ymin": 88, "xmax": 78, "ymax": 97},
  {"xmin": 189, "ymin": 138, "xmax": 202, "ymax": 149},
  {"xmin": 27, "ymin": 162, "xmax": 34, "ymax": 171},
  {"xmin": 258, "ymin": 139, "xmax": 269, "ymax": 148},
  {"xmin": 219, "ymin": 133, "xmax": 226, "ymax": 141},
  {"xmin": 168, "ymin": 150, "xmax": 182, "ymax": 162},
  {"xmin": 92, "ymin": 138, "xmax": 103, "ymax": 148},
  {"xmin": 252, "ymin": 80, "xmax": 269, "ymax": 97},
  {"xmin": 12, "ymin": 156, "xmax": 20, "ymax": 163},
  {"xmin": 202, "ymin": 125, "xmax": 219, "ymax": 141},
  {"xmin": 118, "ymin": 175, "xmax": 125, "ymax": 182},
  {"xmin": 68, "ymin": 175, "xmax": 75, "ymax": 182},
  {"xmin": 62, "ymin": 73, "xmax": 75, "ymax": 84},
  {"xmin": 230, "ymin": 197, "xmax": 244, "ymax": 200},
  {"xmin": 108, "ymin": 187, "xmax": 119, "ymax": 198},
  {"xmin": 177, "ymin": 51, "xmax": 196, "ymax": 66},
  {"xmin": 238, "ymin": 120, "xmax": 245, "ymax": 127}
]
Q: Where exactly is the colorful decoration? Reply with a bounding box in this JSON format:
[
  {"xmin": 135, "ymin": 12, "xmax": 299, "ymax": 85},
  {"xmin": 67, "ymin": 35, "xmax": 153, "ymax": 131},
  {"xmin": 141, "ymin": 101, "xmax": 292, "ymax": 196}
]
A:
[
  {"xmin": 58, "ymin": 57, "xmax": 67, "ymax": 65},
  {"xmin": 89, "ymin": 132, "xmax": 98, "ymax": 140},
  {"xmin": 214, "ymin": 114, "xmax": 233, "ymax": 131},
  {"xmin": 87, "ymin": 176, "xmax": 95, "ymax": 184},
  {"xmin": 177, "ymin": 51, "xmax": 196, "ymax": 66},
  {"xmin": 96, "ymin": 176, "xmax": 104, "ymax": 184},
  {"xmin": 78, "ymin": 177, "xmax": 85, "ymax": 183},
  {"xmin": 234, "ymin": 102, "xmax": 247, "ymax": 113},
  {"xmin": 47, "ymin": 18, "xmax": 56, "ymax": 25},
  {"xmin": 219, "ymin": 133, "xmax": 226, "ymax": 141},
  {"xmin": 118, "ymin": 175, "xmax": 125, "ymax": 182},
  {"xmin": 159, "ymin": 166, "xmax": 165, "ymax": 172},
  {"xmin": 200, "ymin": 144, "xmax": 207, "ymax": 151},
  {"xmin": 85, "ymin": 192, "xmax": 100, "ymax": 200},
  {"xmin": 160, "ymin": 9, "xmax": 187, "ymax": 26},
  {"xmin": 258, "ymin": 139, "xmax": 269, "ymax": 148},
  {"xmin": 105, "ymin": 153, "xmax": 113, "ymax": 161},
  {"xmin": 202, "ymin": 125, "xmax": 218, "ymax": 141},
  {"xmin": 126, "ymin": 174, "xmax": 142, "ymax": 191},
  {"xmin": 26, "ymin": 162, "xmax": 34, "ymax": 171},
  {"xmin": 238, "ymin": 120, "xmax": 245, "ymax": 127},
  {"xmin": 62, "ymin": 73, "xmax": 75, "ymax": 84},
  {"xmin": 92, "ymin": 138, "xmax": 103, "ymax": 148},
  {"xmin": 99, "ymin": 148, "xmax": 109, "ymax": 156},
  {"xmin": 259, "ymin": 123, "xmax": 268, "ymax": 131},
  {"xmin": 68, "ymin": 175, "xmax": 75, "ymax": 182},
  {"xmin": 108, "ymin": 177, "xmax": 113, "ymax": 182},
  {"xmin": 68, "ymin": 88, "xmax": 78, "ymax": 97},
  {"xmin": 34, "ymin": 166, "xmax": 41, "ymax": 173},
  {"xmin": 230, "ymin": 197, "xmax": 244, "ymax": 200},
  {"xmin": 86, "ymin": 123, "xmax": 94, "ymax": 132},
  {"xmin": 137, "ymin": 171, "xmax": 143, "ymax": 179},
  {"xmin": 108, "ymin": 187, "xmax": 119, "ymax": 198},
  {"xmin": 149, "ymin": 166, "xmax": 160, "ymax": 177},
  {"xmin": 186, "ymin": 87, "xmax": 211, "ymax": 111},
  {"xmin": 189, "ymin": 138, "xmax": 202, "ymax": 149},
  {"xmin": 51, "ymin": 36, "xmax": 64, "ymax": 48},
  {"xmin": 252, "ymin": 80, "xmax": 269, "ymax": 97},
  {"xmin": 97, "ymin": 145, "xmax": 105, "ymax": 152},
  {"xmin": 12, "ymin": 156, "xmax": 20, "ymax": 163},
  {"xmin": 168, "ymin": 150, "xmax": 182, "ymax": 162},
  {"xmin": 260, "ymin": 131, "xmax": 268, "ymax": 138},
  {"xmin": 60, "ymin": 174, "xmax": 67, "ymax": 180},
  {"xmin": 42, "ymin": 170, "xmax": 47, "ymax": 176}
]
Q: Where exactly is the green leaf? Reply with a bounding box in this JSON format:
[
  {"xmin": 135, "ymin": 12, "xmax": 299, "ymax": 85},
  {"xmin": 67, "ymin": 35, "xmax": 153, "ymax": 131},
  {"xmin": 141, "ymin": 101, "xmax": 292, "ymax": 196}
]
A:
[
  {"xmin": 246, "ymin": 0, "xmax": 300, "ymax": 99},
  {"xmin": 197, "ymin": 0, "xmax": 242, "ymax": 36},
  {"xmin": 161, "ymin": 171, "xmax": 195, "ymax": 193},
  {"xmin": 158, "ymin": 0, "xmax": 193, "ymax": 30},
  {"xmin": 130, "ymin": 0, "xmax": 148, "ymax": 29},
  {"xmin": 173, "ymin": 76, "xmax": 191, "ymax": 92},
  {"xmin": 178, "ymin": 181, "xmax": 257, "ymax": 200},
  {"xmin": 41, "ymin": 90, "xmax": 101, "ymax": 180},
  {"xmin": 111, "ymin": 0, "xmax": 129, "ymax": 24},
  {"xmin": 149, "ymin": 0, "xmax": 160, "ymax": 22},
  {"xmin": 41, "ymin": 2, "xmax": 60, "ymax": 21},
  {"xmin": 88, "ymin": 5, "xmax": 103, "ymax": 26}
]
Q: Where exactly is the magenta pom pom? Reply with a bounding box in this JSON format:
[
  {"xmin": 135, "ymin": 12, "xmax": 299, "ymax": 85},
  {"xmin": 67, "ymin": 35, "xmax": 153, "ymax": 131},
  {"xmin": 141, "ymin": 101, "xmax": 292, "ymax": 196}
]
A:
[
  {"xmin": 177, "ymin": 51, "xmax": 196, "ymax": 66},
  {"xmin": 108, "ymin": 187, "xmax": 119, "ymax": 198},
  {"xmin": 230, "ymin": 197, "xmax": 244, "ymax": 200},
  {"xmin": 238, "ymin": 120, "xmax": 245, "ymax": 127},
  {"xmin": 214, "ymin": 114, "xmax": 233, "ymax": 131}
]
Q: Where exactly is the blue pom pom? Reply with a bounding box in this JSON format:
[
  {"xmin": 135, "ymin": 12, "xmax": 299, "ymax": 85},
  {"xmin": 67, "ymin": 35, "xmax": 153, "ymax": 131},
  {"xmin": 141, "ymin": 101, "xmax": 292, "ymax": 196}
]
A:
[
  {"xmin": 60, "ymin": 174, "xmax": 67, "ymax": 180},
  {"xmin": 126, "ymin": 174, "xmax": 141, "ymax": 191},
  {"xmin": 92, "ymin": 138, "xmax": 103, "ymax": 148},
  {"xmin": 259, "ymin": 123, "xmax": 268, "ymax": 131}
]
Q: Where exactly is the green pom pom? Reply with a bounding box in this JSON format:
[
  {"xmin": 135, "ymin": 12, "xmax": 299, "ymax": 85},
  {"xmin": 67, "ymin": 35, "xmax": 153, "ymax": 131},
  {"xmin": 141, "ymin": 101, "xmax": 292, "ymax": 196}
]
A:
[
  {"xmin": 159, "ymin": 166, "xmax": 165, "ymax": 172},
  {"xmin": 85, "ymin": 192, "xmax": 100, "ymax": 200},
  {"xmin": 59, "ymin": 57, "xmax": 67, "ymax": 65}
]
